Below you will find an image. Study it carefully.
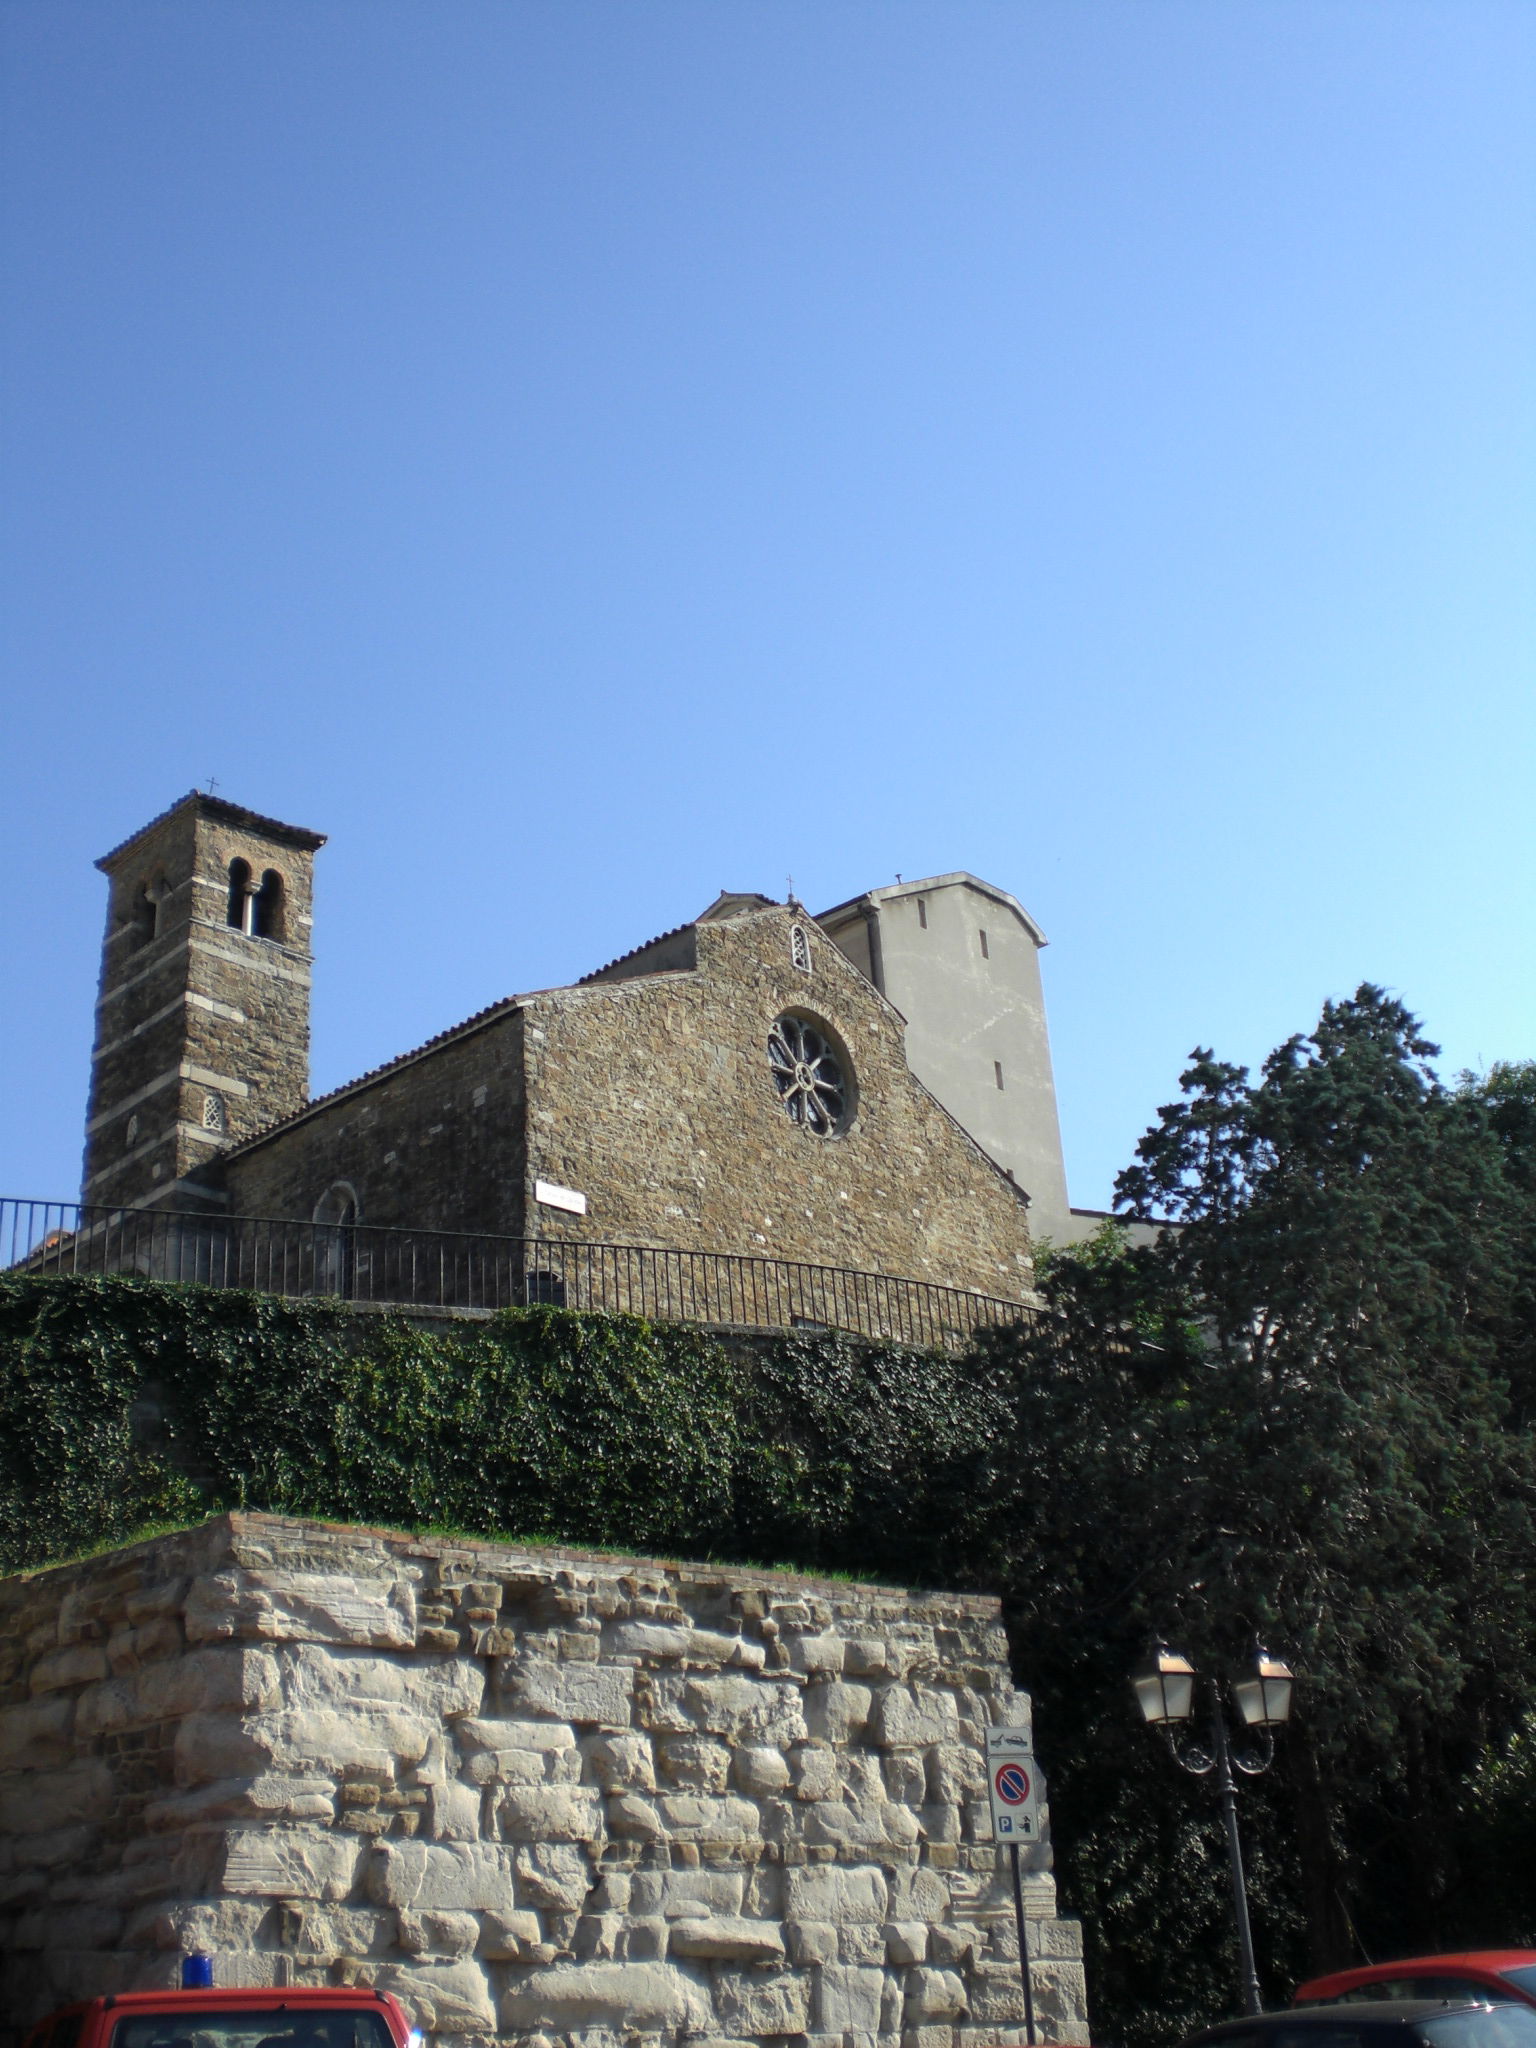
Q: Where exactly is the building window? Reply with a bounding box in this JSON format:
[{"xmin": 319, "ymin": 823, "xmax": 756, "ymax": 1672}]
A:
[
  {"xmin": 202, "ymin": 1092, "xmax": 227, "ymax": 1132},
  {"xmin": 994, "ymin": 1060, "xmax": 1005, "ymax": 1091},
  {"xmin": 130, "ymin": 875, "xmax": 166, "ymax": 946},
  {"xmin": 314, "ymin": 1182, "xmax": 359, "ymax": 1228},
  {"xmin": 917, "ymin": 899, "xmax": 928, "ymax": 929},
  {"xmin": 253, "ymin": 868, "xmax": 285, "ymax": 940},
  {"xmin": 227, "ymin": 859, "xmax": 252, "ymax": 931},
  {"xmin": 979, "ymin": 928, "xmax": 990, "ymax": 959},
  {"xmin": 314, "ymin": 1182, "xmax": 360, "ymax": 1299},
  {"xmin": 790, "ymin": 924, "xmax": 811, "ymax": 973},
  {"xmin": 768, "ymin": 1014, "xmax": 849, "ymax": 1136}
]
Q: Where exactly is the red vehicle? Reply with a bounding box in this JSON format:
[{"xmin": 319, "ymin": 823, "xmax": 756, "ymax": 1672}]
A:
[
  {"xmin": 21, "ymin": 1986, "xmax": 418, "ymax": 2048},
  {"xmin": 1295, "ymin": 1954, "xmax": 1536, "ymax": 2012}
]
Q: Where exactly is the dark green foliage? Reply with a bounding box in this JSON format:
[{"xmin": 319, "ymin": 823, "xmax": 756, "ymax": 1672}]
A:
[
  {"xmin": 978, "ymin": 993, "xmax": 1536, "ymax": 2044},
  {"xmin": 0, "ymin": 1277, "xmax": 1000, "ymax": 1581}
]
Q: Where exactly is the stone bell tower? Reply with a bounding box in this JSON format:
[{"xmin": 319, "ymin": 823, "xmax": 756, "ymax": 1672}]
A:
[{"xmin": 82, "ymin": 793, "xmax": 325, "ymax": 1211}]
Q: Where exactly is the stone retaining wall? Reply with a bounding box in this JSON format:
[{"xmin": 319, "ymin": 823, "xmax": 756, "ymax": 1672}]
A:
[{"xmin": 0, "ymin": 1516, "xmax": 1087, "ymax": 2048}]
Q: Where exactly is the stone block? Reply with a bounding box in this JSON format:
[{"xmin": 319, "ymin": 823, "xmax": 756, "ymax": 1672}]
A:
[
  {"xmin": 929, "ymin": 1925, "xmax": 979, "ymax": 1969},
  {"xmin": 787, "ymin": 1865, "xmax": 889, "ymax": 1923},
  {"xmin": 787, "ymin": 1919, "xmax": 838, "ymax": 1965},
  {"xmin": 906, "ymin": 1967, "xmax": 969, "ymax": 2020},
  {"xmin": 247, "ymin": 1703, "xmax": 435, "ymax": 1776},
  {"xmin": 185, "ymin": 1568, "xmax": 416, "ymax": 1649},
  {"xmin": 631, "ymin": 1867, "xmax": 745, "ymax": 1919},
  {"xmin": 500, "ymin": 1659, "xmax": 635, "ymax": 1728},
  {"xmin": 143, "ymin": 1771, "xmax": 337, "ymax": 1829},
  {"xmin": 790, "ymin": 1743, "xmax": 840, "ymax": 1802},
  {"xmin": 611, "ymin": 1622, "xmax": 741, "ymax": 1667},
  {"xmin": 885, "ymin": 1753, "xmax": 927, "ymax": 1804},
  {"xmin": 373, "ymin": 1957, "xmax": 497, "ymax": 2033},
  {"xmin": 479, "ymin": 1906, "xmax": 543, "ymax": 1959},
  {"xmin": 803, "ymin": 1797, "xmax": 922, "ymax": 1851},
  {"xmin": 888, "ymin": 1867, "xmax": 951, "ymax": 1922},
  {"xmin": 870, "ymin": 1686, "xmax": 959, "ymax": 1750},
  {"xmin": 369, "ymin": 1840, "xmax": 517, "ymax": 1912},
  {"xmin": 843, "ymin": 1638, "xmax": 899, "ymax": 1680},
  {"xmin": 286, "ymin": 1644, "xmax": 482, "ymax": 1719},
  {"xmin": 964, "ymin": 1964, "xmax": 1028, "ymax": 2025},
  {"xmin": 513, "ymin": 1841, "xmax": 592, "ymax": 1911},
  {"xmin": 817, "ymin": 1962, "xmax": 887, "ymax": 2030},
  {"xmin": 77, "ymin": 1648, "xmax": 280, "ymax": 1738},
  {"xmin": 926, "ymin": 1742, "xmax": 986, "ymax": 1804},
  {"xmin": 584, "ymin": 1732, "xmax": 655, "ymax": 1790},
  {"xmin": 839, "ymin": 1923, "xmax": 886, "ymax": 1963},
  {"xmin": 655, "ymin": 1674, "xmax": 806, "ymax": 1746},
  {"xmin": 500, "ymin": 1960, "xmax": 712, "ymax": 2032},
  {"xmin": 789, "ymin": 1633, "xmax": 847, "ymax": 1677},
  {"xmin": 457, "ymin": 1716, "xmax": 576, "ymax": 1754},
  {"xmin": 656, "ymin": 1793, "xmax": 761, "ymax": 1844},
  {"xmin": 288, "ymin": 1903, "xmax": 396, "ymax": 1957},
  {"xmin": 885, "ymin": 1921, "xmax": 929, "ymax": 1964},
  {"xmin": 396, "ymin": 1908, "xmax": 480, "ymax": 1957},
  {"xmin": 734, "ymin": 1744, "xmax": 791, "ymax": 1795},
  {"xmin": 803, "ymin": 1681, "xmax": 873, "ymax": 1744},
  {"xmin": 0, "ymin": 1698, "xmax": 74, "ymax": 1771},
  {"xmin": 28, "ymin": 1644, "xmax": 108, "ymax": 1694},
  {"xmin": 658, "ymin": 1735, "xmax": 731, "ymax": 1792},
  {"xmin": 427, "ymin": 1778, "xmax": 482, "ymax": 1841},
  {"xmin": 715, "ymin": 1965, "xmax": 813, "ymax": 2036},
  {"xmin": 495, "ymin": 1784, "xmax": 604, "ymax": 1842},
  {"xmin": 221, "ymin": 1828, "xmax": 363, "ymax": 1902},
  {"xmin": 670, "ymin": 1915, "xmax": 786, "ymax": 1961},
  {"xmin": 0, "ymin": 1762, "xmax": 114, "ymax": 1837},
  {"xmin": 463, "ymin": 1746, "xmax": 545, "ymax": 1786}
]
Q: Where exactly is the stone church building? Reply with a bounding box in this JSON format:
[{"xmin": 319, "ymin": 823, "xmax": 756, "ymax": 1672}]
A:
[{"xmin": 80, "ymin": 792, "xmax": 1097, "ymax": 1310}]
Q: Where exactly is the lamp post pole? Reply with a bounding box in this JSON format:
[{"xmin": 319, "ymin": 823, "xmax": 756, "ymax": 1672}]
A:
[
  {"xmin": 1131, "ymin": 1643, "xmax": 1294, "ymax": 2019},
  {"xmin": 1209, "ymin": 1691, "xmax": 1263, "ymax": 2017}
]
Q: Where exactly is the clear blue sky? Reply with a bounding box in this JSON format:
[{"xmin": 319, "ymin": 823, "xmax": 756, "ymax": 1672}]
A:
[{"xmin": 2, "ymin": 1, "xmax": 1532, "ymax": 1214}]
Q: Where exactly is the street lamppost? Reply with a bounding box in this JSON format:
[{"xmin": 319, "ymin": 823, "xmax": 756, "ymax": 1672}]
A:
[{"xmin": 1131, "ymin": 1641, "xmax": 1295, "ymax": 2017}]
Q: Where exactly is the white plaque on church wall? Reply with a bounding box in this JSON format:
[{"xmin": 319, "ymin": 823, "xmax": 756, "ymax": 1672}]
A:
[{"xmin": 534, "ymin": 1178, "xmax": 588, "ymax": 1216}]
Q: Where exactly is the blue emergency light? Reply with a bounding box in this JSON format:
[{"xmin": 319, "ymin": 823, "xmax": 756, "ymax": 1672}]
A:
[{"xmin": 181, "ymin": 1955, "xmax": 214, "ymax": 1989}]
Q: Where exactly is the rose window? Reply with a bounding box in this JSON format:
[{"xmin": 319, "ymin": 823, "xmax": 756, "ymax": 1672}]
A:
[{"xmin": 768, "ymin": 1015, "xmax": 847, "ymax": 1135}]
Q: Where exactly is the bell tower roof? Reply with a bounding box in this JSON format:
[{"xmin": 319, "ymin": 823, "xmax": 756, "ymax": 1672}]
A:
[{"xmin": 96, "ymin": 790, "xmax": 326, "ymax": 873}]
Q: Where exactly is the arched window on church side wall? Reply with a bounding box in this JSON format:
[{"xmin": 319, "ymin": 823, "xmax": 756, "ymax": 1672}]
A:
[
  {"xmin": 227, "ymin": 859, "xmax": 252, "ymax": 931},
  {"xmin": 313, "ymin": 1183, "xmax": 359, "ymax": 1299},
  {"xmin": 314, "ymin": 1183, "xmax": 359, "ymax": 1227},
  {"xmin": 254, "ymin": 868, "xmax": 285, "ymax": 941}
]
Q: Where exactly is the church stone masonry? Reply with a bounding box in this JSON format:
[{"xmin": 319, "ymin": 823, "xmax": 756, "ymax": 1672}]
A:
[
  {"xmin": 0, "ymin": 1516, "xmax": 1089, "ymax": 2046},
  {"xmin": 84, "ymin": 797, "xmax": 325, "ymax": 1214},
  {"xmin": 80, "ymin": 794, "xmax": 1044, "ymax": 1304}
]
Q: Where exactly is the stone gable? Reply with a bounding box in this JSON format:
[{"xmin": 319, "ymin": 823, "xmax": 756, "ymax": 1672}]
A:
[{"xmin": 521, "ymin": 906, "xmax": 1034, "ymax": 1298}]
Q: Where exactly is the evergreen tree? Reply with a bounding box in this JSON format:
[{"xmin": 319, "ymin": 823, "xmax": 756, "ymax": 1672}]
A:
[{"xmin": 972, "ymin": 990, "xmax": 1536, "ymax": 2045}]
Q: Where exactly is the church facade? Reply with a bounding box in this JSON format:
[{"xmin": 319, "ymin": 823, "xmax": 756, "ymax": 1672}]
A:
[{"xmin": 78, "ymin": 792, "xmax": 1100, "ymax": 1307}]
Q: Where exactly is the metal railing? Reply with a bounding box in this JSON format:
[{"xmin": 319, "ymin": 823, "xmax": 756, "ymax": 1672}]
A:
[{"xmin": 1, "ymin": 1197, "xmax": 1038, "ymax": 1351}]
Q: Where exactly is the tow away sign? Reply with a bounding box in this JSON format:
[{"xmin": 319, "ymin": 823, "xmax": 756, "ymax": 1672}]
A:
[{"xmin": 986, "ymin": 1726, "xmax": 1041, "ymax": 1843}]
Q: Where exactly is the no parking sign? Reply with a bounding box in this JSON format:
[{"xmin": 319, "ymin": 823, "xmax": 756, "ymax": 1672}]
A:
[{"xmin": 986, "ymin": 1725, "xmax": 1041, "ymax": 1842}]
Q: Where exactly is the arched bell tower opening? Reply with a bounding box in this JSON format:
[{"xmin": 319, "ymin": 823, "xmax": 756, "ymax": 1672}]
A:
[{"xmin": 82, "ymin": 793, "xmax": 326, "ymax": 1211}]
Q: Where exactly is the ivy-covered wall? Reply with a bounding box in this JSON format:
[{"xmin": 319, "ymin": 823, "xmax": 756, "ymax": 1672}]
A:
[{"xmin": 0, "ymin": 1275, "xmax": 1007, "ymax": 1584}]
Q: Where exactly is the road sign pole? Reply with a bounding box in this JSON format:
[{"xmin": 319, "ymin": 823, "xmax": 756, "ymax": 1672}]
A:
[{"xmin": 1009, "ymin": 1839, "xmax": 1037, "ymax": 2048}]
